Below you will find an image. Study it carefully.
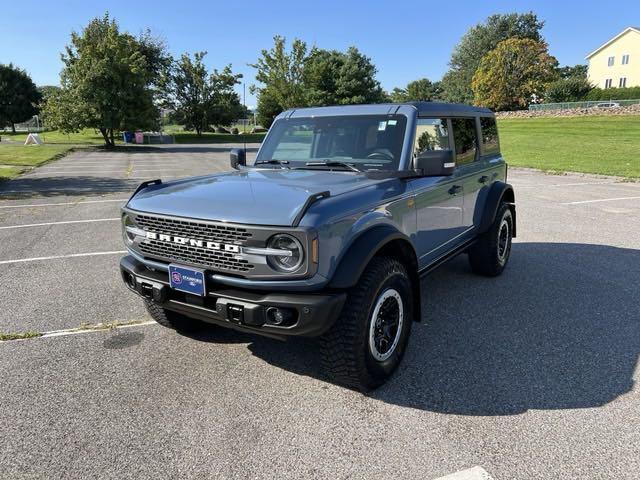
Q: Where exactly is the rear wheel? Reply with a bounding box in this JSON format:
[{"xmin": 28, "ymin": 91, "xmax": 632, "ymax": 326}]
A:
[
  {"xmin": 468, "ymin": 202, "xmax": 513, "ymax": 276},
  {"xmin": 145, "ymin": 300, "xmax": 206, "ymax": 333},
  {"xmin": 320, "ymin": 257, "xmax": 414, "ymax": 391}
]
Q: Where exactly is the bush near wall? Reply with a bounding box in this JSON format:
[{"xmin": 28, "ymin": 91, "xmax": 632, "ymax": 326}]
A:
[{"xmin": 585, "ymin": 86, "xmax": 640, "ymax": 100}]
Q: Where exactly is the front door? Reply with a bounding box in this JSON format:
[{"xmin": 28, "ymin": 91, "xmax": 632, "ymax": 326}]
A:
[{"xmin": 408, "ymin": 118, "xmax": 464, "ymax": 268}]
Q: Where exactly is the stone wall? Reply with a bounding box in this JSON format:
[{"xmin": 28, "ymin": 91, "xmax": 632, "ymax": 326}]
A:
[{"xmin": 495, "ymin": 103, "xmax": 640, "ymax": 118}]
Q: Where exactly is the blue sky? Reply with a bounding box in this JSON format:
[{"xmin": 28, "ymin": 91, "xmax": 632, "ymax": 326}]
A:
[{"xmin": 2, "ymin": 0, "xmax": 639, "ymax": 107}]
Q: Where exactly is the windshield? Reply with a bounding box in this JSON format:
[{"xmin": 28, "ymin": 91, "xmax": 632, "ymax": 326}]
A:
[{"xmin": 255, "ymin": 114, "xmax": 407, "ymax": 171}]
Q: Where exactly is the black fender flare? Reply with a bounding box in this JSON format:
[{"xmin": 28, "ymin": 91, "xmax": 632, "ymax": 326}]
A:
[
  {"xmin": 328, "ymin": 225, "xmax": 422, "ymax": 322},
  {"xmin": 479, "ymin": 181, "xmax": 516, "ymax": 237}
]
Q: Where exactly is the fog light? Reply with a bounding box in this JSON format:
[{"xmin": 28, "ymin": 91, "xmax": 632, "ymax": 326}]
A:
[{"xmin": 266, "ymin": 307, "xmax": 295, "ymax": 326}]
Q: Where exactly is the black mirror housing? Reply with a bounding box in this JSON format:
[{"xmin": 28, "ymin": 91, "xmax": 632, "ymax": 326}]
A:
[
  {"xmin": 230, "ymin": 148, "xmax": 246, "ymax": 170},
  {"xmin": 415, "ymin": 150, "xmax": 455, "ymax": 177}
]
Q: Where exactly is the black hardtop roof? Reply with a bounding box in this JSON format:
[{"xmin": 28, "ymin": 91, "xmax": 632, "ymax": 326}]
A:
[{"xmin": 408, "ymin": 101, "xmax": 494, "ymax": 117}]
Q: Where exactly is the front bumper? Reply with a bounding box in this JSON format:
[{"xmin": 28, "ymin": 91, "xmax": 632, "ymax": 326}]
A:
[{"xmin": 120, "ymin": 255, "xmax": 346, "ymax": 338}]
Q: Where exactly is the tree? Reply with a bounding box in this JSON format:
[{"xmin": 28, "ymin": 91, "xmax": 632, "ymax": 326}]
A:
[
  {"xmin": 556, "ymin": 64, "xmax": 588, "ymax": 80},
  {"xmin": 390, "ymin": 78, "xmax": 442, "ymax": 102},
  {"xmin": 545, "ymin": 77, "xmax": 593, "ymax": 102},
  {"xmin": 441, "ymin": 12, "xmax": 545, "ymax": 103},
  {"xmin": 251, "ymin": 37, "xmax": 386, "ymax": 126},
  {"xmin": 43, "ymin": 14, "xmax": 170, "ymax": 147},
  {"xmin": 471, "ymin": 38, "xmax": 558, "ymax": 111},
  {"xmin": 250, "ymin": 35, "xmax": 307, "ymax": 126},
  {"xmin": 168, "ymin": 52, "xmax": 242, "ymax": 135},
  {"xmin": 303, "ymin": 47, "xmax": 385, "ymax": 106},
  {"xmin": 0, "ymin": 64, "xmax": 41, "ymax": 133}
]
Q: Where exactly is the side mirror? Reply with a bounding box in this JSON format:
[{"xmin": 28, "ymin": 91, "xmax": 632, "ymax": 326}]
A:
[
  {"xmin": 230, "ymin": 148, "xmax": 246, "ymax": 170},
  {"xmin": 415, "ymin": 150, "xmax": 455, "ymax": 176}
]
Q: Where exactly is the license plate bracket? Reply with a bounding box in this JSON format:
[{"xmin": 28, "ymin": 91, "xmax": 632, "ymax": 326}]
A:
[{"xmin": 168, "ymin": 264, "xmax": 206, "ymax": 296}]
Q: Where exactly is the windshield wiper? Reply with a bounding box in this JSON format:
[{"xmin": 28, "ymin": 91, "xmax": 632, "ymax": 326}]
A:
[
  {"xmin": 254, "ymin": 159, "xmax": 290, "ymax": 169},
  {"xmin": 305, "ymin": 161, "xmax": 361, "ymax": 172}
]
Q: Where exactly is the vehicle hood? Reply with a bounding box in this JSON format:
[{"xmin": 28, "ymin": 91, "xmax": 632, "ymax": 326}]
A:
[{"xmin": 126, "ymin": 169, "xmax": 386, "ymax": 226}]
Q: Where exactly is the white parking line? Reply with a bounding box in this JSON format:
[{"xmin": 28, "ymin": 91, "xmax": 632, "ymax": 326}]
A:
[
  {"xmin": 41, "ymin": 321, "xmax": 157, "ymax": 339},
  {"xmin": 27, "ymin": 168, "xmax": 184, "ymax": 175},
  {"xmin": 0, "ymin": 198, "xmax": 128, "ymax": 209},
  {"xmin": 517, "ymin": 181, "xmax": 639, "ymax": 188},
  {"xmin": 434, "ymin": 466, "xmax": 495, "ymax": 480},
  {"xmin": 0, "ymin": 250, "xmax": 126, "ymax": 265},
  {"xmin": 563, "ymin": 196, "xmax": 640, "ymax": 205},
  {"xmin": 0, "ymin": 218, "xmax": 120, "ymax": 230}
]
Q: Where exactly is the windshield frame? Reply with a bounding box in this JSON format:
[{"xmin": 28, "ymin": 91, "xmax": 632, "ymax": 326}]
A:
[{"xmin": 254, "ymin": 113, "xmax": 411, "ymax": 172}]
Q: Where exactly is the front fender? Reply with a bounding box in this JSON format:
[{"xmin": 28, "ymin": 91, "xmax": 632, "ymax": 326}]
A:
[{"xmin": 328, "ymin": 225, "xmax": 413, "ymax": 289}]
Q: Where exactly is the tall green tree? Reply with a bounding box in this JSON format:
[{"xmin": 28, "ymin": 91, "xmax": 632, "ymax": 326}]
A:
[
  {"xmin": 168, "ymin": 52, "xmax": 242, "ymax": 135},
  {"xmin": 472, "ymin": 38, "xmax": 558, "ymax": 111},
  {"xmin": 303, "ymin": 47, "xmax": 385, "ymax": 106},
  {"xmin": 44, "ymin": 14, "xmax": 170, "ymax": 147},
  {"xmin": 250, "ymin": 35, "xmax": 307, "ymax": 125},
  {"xmin": 390, "ymin": 78, "xmax": 442, "ymax": 102},
  {"xmin": 0, "ymin": 64, "xmax": 41, "ymax": 133},
  {"xmin": 251, "ymin": 37, "xmax": 386, "ymax": 126},
  {"xmin": 441, "ymin": 12, "xmax": 545, "ymax": 103}
]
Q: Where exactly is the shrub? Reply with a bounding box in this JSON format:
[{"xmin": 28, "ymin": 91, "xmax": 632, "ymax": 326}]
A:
[
  {"xmin": 585, "ymin": 86, "xmax": 640, "ymax": 101},
  {"xmin": 545, "ymin": 77, "xmax": 593, "ymax": 102}
]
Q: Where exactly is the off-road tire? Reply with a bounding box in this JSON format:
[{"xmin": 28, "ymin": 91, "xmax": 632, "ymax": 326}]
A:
[
  {"xmin": 320, "ymin": 257, "xmax": 414, "ymax": 391},
  {"xmin": 468, "ymin": 202, "xmax": 513, "ymax": 276},
  {"xmin": 145, "ymin": 300, "xmax": 205, "ymax": 333}
]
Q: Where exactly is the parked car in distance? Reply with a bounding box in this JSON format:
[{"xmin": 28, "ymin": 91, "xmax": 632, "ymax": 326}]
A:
[
  {"xmin": 119, "ymin": 102, "xmax": 516, "ymax": 390},
  {"xmin": 593, "ymin": 102, "xmax": 621, "ymax": 108}
]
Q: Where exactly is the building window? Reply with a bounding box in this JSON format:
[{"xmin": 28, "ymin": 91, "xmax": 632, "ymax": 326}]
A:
[
  {"xmin": 619, "ymin": 77, "xmax": 627, "ymax": 88},
  {"xmin": 622, "ymin": 54, "xmax": 630, "ymax": 65},
  {"xmin": 605, "ymin": 78, "xmax": 613, "ymax": 88},
  {"xmin": 608, "ymin": 56, "xmax": 615, "ymax": 66}
]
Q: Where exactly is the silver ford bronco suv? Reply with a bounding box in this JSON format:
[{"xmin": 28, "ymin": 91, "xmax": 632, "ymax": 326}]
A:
[{"xmin": 120, "ymin": 102, "xmax": 516, "ymax": 390}]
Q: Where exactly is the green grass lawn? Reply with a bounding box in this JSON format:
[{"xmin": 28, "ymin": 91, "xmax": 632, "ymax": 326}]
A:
[
  {"xmin": 0, "ymin": 129, "xmax": 107, "ymax": 181},
  {"xmin": 498, "ymin": 115, "xmax": 640, "ymax": 178}
]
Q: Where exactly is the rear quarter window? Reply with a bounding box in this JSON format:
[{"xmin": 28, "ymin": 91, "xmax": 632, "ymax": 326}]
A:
[
  {"xmin": 451, "ymin": 118, "xmax": 478, "ymax": 165},
  {"xmin": 480, "ymin": 117, "xmax": 500, "ymax": 157}
]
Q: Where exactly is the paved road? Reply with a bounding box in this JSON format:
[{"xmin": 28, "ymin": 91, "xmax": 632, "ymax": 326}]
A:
[{"xmin": 0, "ymin": 145, "xmax": 638, "ymax": 479}]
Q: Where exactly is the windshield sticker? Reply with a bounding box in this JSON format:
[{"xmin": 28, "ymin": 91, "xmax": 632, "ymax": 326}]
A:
[
  {"xmin": 387, "ymin": 120, "xmax": 397, "ymax": 126},
  {"xmin": 378, "ymin": 121, "xmax": 387, "ymax": 131}
]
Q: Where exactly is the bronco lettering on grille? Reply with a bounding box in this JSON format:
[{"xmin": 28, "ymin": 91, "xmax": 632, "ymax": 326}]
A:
[{"xmin": 145, "ymin": 231, "xmax": 240, "ymax": 253}]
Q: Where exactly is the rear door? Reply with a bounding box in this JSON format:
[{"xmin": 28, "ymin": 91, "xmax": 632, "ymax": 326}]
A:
[
  {"xmin": 449, "ymin": 117, "xmax": 483, "ymax": 231},
  {"xmin": 454, "ymin": 116, "xmax": 506, "ymax": 230}
]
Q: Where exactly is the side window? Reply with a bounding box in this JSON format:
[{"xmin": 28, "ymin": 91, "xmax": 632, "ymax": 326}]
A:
[
  {"xmin": 413, "ymin": 118, "xmax": 449, "ymax": 158},
  {"xmin": 480, "ymin": 117, "xmax": 500, "ymax": 157},
  {"xmin": 451, "ymin": 118, "xmax": 478, "ymax": 165}
]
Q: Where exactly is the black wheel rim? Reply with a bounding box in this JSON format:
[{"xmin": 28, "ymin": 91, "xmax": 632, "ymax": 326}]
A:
[{"xmin": 368, "ymin": 289, "xmax": 404, "ymax": 361}]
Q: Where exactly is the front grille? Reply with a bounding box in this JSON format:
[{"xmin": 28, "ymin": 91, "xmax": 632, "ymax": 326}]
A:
[
  {"xmin": 132, "ymin": 213, "xmax": 255, "ymax": 273},
  {"xmin": 134, "ymin": 214, "xmax": 253, "ymax": 244}
]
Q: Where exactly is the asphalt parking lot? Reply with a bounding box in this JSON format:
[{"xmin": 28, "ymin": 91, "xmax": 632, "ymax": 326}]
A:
[{"xmin": 0, "ymin": 145, "xmax": 639, "ymax": 479}]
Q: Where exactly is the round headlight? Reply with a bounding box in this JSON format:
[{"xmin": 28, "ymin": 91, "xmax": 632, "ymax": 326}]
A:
[
  {"xmin": 267, "ymin": 234, "xmax": 304, "ymax": 272},
  {"xmin": 122, "ymin": 214, "xmax": 138, "ymax": 245}
]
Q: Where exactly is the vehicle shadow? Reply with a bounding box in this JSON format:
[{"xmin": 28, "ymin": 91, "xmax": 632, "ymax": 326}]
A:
[{"xmin": 187, "ymin": 242, "xmax": 640, "ymax": 415}]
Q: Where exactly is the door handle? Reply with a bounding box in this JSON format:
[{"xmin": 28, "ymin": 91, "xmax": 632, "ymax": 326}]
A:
[
  {"xmin": 448, "ymin": 185, "xmax": 462, "ymax": 195},
  {"xmin": 479, "ymin": 175, "xmax": 489, "ymax": 183}
]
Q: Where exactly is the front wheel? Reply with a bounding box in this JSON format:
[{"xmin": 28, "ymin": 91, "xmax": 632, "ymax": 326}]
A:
[
  {"xmin": 468, "ymin": 202, "xmax": 513, "ymax": 276},
  {"xmin": 320, "ymin": 257, "xmax": 414, "ymax": 391}
]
